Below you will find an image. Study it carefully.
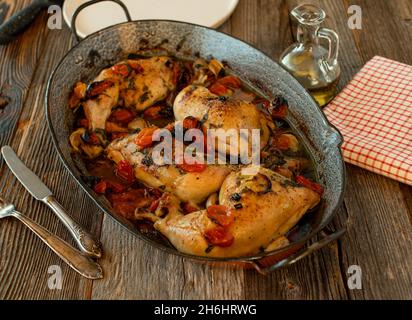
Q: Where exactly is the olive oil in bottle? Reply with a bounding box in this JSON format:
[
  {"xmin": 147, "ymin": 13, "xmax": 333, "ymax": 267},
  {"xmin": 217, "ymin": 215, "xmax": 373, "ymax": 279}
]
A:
[{"xmin": 279, "ymin": 4, "xmax": 341, "ymax": 107}]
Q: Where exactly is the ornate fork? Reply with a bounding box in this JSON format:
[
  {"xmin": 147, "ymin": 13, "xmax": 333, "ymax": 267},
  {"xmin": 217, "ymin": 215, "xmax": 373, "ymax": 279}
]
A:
[{"xmin": 0, "ymin": 198, "xmax": 103, "ymax": 280}]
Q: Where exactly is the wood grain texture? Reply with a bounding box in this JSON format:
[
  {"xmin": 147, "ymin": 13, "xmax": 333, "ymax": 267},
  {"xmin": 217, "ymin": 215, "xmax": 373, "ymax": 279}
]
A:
[
  {"xmin": 0, "ymin": 1, "xmax": 101, "ymax": 299},
  {"xmin": 91, "ymin": 215, "xmax": 246, "ymax": 300},
  {"xmin": 0, "ymin": 0, "xmax": 411, "ymax": 300},
  {"xmin": 337, "ymin": 0, "xmax": 412, "ymax": 299}
]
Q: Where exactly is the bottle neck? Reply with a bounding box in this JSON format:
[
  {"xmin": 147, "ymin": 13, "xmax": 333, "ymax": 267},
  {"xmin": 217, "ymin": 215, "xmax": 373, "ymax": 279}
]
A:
[{"xmin": 297, "ymin": 25, "xmax": 319, "ymax": 44}]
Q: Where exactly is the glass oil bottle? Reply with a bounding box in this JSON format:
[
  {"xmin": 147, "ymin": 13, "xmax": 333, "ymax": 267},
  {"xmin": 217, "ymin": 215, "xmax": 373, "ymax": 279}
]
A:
[{"xmin": 279, "ymin": 4, "xmax": 341, "ymax": 107}]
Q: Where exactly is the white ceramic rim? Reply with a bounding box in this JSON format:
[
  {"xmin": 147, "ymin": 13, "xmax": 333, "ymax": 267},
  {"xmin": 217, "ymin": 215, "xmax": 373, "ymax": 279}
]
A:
[{"xmin": 62, "ymin": 0, "xmax": 239, "ymax": 38}]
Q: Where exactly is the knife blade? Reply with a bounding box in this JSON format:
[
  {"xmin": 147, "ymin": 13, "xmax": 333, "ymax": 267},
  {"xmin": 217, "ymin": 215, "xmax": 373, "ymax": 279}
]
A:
[
  {"xmin": 1, "ymin": 145, "xmax": 103, "ymax": 258},
  {"xmin": 1, "ymin": 146, "xmax": 52, "ymax": 200}
]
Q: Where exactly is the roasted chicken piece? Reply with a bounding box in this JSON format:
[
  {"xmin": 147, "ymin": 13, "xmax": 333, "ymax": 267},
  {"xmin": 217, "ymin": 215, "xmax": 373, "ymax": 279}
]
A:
[
  {"xmin": 121, "ymin": 56, "xmax": 177, "ymax": 111},
  {"xmin": 173, "ymin": 85, "xmax": 273, "ymax": 155},
  {"xmin": 154, "ymin": 166, "xmax": 320, "ymax": 257},
  {"xmin": 106, "ymin": 132, "xmax": 231, "ymax": 205},
  {"xmin": 83, "ymin": 68, "xmax": 120, "ymax": 131},
  {"xmin": 83, "ymin": 56, "xmax": 177, "ymax": 131}
]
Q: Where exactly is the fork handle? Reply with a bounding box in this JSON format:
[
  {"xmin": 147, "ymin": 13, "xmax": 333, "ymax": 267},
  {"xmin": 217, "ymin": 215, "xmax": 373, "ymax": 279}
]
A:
[
  {"xmin": 43, "ymin": 195, "xmax": 102, "ymax": 258},
  {"xmin": 10, "ymin": 210, "xmax": 103, "ymax": 279}
]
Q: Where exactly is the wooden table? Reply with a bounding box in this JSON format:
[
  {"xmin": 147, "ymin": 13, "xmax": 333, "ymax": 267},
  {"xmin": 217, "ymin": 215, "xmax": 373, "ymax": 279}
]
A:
[{"xmin": 0, "ymin": 0, "xmax": 411, "ymax": 300}]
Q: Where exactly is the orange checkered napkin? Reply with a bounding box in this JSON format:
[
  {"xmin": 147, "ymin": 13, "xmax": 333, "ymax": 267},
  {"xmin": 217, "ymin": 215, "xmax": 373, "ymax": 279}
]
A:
[{"xmin": 324, "ymin": 56, "xmax": 412, "ymax": 185}]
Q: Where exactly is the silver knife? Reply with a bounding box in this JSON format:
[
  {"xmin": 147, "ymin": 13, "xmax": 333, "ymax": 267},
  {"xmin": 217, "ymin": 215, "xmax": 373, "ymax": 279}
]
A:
[{"xmin": 1, "ymin": 146, "xmax": 102, "ymax": 258}]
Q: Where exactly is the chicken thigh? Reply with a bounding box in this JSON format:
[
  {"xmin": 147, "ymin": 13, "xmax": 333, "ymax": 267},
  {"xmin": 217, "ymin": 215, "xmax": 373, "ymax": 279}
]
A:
[
  {"xmin": 83, "ymin": 68, "xmax": 120, "ymax": 131},
  {"xmin": 121, "ymin": 56, "xmax": 177, "ymax": 111},
  {"xmin": 83, "ymin": 56, "xmax": 177, "ymax": 131},
  {"xmin": 106, "ymin": 132, "xmax": 231, "ymax": 205},
  {"xmin": 154, "ymin": 166, "xmax": 320, "ymax": 257},
  {"xmin": 173, "ymin": 85, "xmax": 273, "ymax": 156}
]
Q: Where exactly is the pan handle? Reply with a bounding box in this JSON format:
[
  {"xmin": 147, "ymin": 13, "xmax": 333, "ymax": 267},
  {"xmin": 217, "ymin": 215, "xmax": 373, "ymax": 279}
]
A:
[
  {"xmin": 249, "ymin": 227, "xmax": 346, "ymax": 275},
  {"xmin": 71, "ymin": 0, "xmax": 132, "ymax": 42}
]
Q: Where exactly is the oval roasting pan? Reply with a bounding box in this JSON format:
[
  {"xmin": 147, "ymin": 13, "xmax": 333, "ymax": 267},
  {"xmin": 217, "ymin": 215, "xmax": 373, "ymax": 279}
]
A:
[{"xmin": 46, "ymin": 3, "xmax": 346, "ymax": 274}]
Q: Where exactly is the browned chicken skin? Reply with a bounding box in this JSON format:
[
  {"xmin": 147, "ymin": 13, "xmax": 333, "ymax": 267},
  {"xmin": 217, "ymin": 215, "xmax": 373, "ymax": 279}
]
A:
[
  {"xmin": 106, "ymin": 132, "xmax": 232, "ymax": 205},
  {"xmin": 121, "ymin": 56, "xmax": 177, "ymax": 111},
  {"xmin": 173, "ymin": 85, "xmax": 273, "ymax": 154},
  {"xmin": 154, "ymin": 166, "xmax": 320, "ymax": 257},
  {"xmin": 83, "ymin": 68, "xmax": 120, "ymax": 131},
  {"xmin": 83, "ymin": 56, "xmax": 177, "ymax": 131}
]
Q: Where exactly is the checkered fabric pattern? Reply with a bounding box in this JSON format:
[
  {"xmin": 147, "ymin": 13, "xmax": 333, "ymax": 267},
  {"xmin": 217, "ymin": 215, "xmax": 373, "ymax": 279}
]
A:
[{"xmin": 324, "ymin": 56, "xmax": 412, "ymax": 185}]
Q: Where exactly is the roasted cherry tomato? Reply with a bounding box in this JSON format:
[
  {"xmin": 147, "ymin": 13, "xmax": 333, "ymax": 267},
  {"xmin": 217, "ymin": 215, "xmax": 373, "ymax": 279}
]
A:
[
  {"xmin": 177, "ymin": 160, "xmax": 207, "ymax": 173},
  {"xmin": 217, "ymin": 75, "xmax": 242, "ymax": 89},
  {"xmin": 143, "ymin": 106, "xmax": 163, "ymax": 120},
  {"xmin": 78, "ymin": 118, "xmax": 89, "ymax": 128},
  {"xmin": 165, "ymin": 123, "xmax": 175, "ymax": 132},
  {"xmin": 108, "ymin": 189, "xmax": 154, "ymax": 219},
  {"xmin": 69, "ymin": 94, "xmax": 80, "ymax": 109},
  {"xmin": 209, "ymin": 82, "xmax": 231, "ymax": 96},
  {"xmin": 149, "ymin": 199, "xmax": 160, "ymax": 212},
  {"xmin": 88, "ymin": 133, "xmax": 100, "ymax": 145},
  {"xmin": 206, "ymin": 205, "xmax": 234, "ymax": 227},
  {"xmin": 271, "ymin": 104, "xmax": 288, "ymax": 119},
  {"xmin": 86, "ymin": 80, "xmax": 114, "ymax": 99},
  {"xmin": 182, "ymin": 116, "xmax": 200, "ymax": 130},
  {"xmin": 272, "ymin": 135, "xmax": 291, "ymax": 151},
  {"xmin": 204, "ymin": 226, "xmax": 234, "ymax": 247},
  {"xmin": 109, "ymin": 109, "xmax": 135, "ymax": 125},
  {"xmin": 295, "ymin": 175, "xmax": 324, "ymax": 196},
  {"xmin": 93, "ymin": 179, "xmax": 126, "ymax": 194},
  {"xmin": 73, "ymin": 82, "xmax": 87, "ymax": 98},
  {"xmin": 110, "ymin": 181, "xmax": 127, "ymax": 193},
  {"xmin": 93, "ymin": 180, "xmax": 107, "ymax": 194},
  {"xmin": 81, "ymin": 131, "xmax": 100, "ymax": 145},
  {"xmin": 172, "ymin": 61, "xmax": 181, "ymax": 86},
  {"xmin": 128, "ymin": 60, "xmax": 144, "ymax": 73},
  {"xmin": 116, "ymin": 160, "xmax": 135, "ymax": 183},
  {"xmin": 106, "ymin": 121, "xmax": 127, "ymax": 133},
  {"xmin": 135, "ymin": 127, "xmax": 158, "ymax": 148},
  {"xmin": 69, "ymin": 82, "xmax": 87, "ymax": 109},
  {"xmin": 209, "ymin": 75, "xmax": 242, "ymax": 96},
  {"xmin": 111, "ymin": 64, "xmax": 130, "ymax": 77}
]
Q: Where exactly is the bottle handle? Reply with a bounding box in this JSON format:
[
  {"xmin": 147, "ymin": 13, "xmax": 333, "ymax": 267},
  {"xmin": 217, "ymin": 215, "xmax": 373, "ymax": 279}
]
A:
[{"xmin": 317, "ymin": 27, "xmax": 339, "ymax": 66}]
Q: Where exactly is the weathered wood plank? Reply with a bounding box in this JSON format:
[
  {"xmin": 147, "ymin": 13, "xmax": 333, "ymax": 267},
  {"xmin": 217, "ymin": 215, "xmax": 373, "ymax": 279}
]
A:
[
  {"xmin": 340, "ymin": 165, "xmax": 412, "ymax": 299},
  {"xmin": 339, "ymin": 0, "xmax": 412, "ymax": 299},
  {"xmin": 92, "ymin": 214, "xmax": 246, "ymax": 300},
  {"xmin": 1, "ymin": 0, "xmax": 411, "ymax": 300},
  {"xmin": 0, "ymin": 0, "xmax": 51, "ymax": 150},
  {"xmin": 400, "ymin": 183, "xmax": 412, "ymax": 225},
  {"xmin": 345, "ymin": 0, "xmax": 412, "ymax": 64},
  {"xmin": 0, "ymin": 12, "xmax": 101, "ymax": 298},
  {"xmin": 90, "ymin": 7, "xmax": 248, "ymax": 301},
  {"xmin": 243, "ymin": 0, "xmax": 412, "ymax": 300}
]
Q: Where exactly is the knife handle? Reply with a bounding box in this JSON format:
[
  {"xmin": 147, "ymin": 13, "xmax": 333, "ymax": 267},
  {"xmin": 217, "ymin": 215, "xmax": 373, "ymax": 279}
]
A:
[
  {"xmin": 9, "ymin": 210, "xmax": 103, "ymax": 280},
  {"xmin": 43, "ymin": 195, "xmax": 103, "ymax": 258},
  {"xmin": 0, "ymin": 0, "xmax": 50, "ymax": 45}
]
